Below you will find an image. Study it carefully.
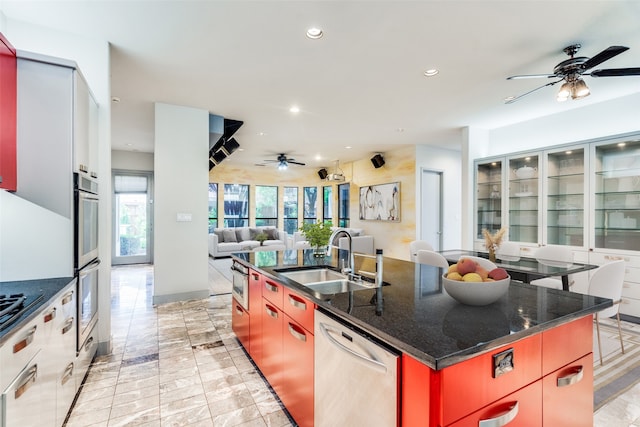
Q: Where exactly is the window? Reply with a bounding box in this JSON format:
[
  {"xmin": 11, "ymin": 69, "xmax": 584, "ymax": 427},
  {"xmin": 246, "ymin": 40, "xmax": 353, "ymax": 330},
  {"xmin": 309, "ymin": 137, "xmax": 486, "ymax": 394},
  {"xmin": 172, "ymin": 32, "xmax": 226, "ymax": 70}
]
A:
[
  {"xmin": 303, "ymin": 186, "xmax": 318, "ymax": 224},
  {"xmin": 283, "ymin": 187, "xmax": 298, "ymax": 235},
  {"xmin": 208, "ymin": 183, "xmax": 218, "ymax": 232},
  {"xmin": 223, "ymin": 184, "xmax": 249, "ymax": 227},
  {"xmin": 255, "ymin": 185, "xmax": 278, "ymax": 227},
  {"xmin": 323, "ymin": 185, "xmax": 333, "ymax": 223},
  {"xmin": 338, "ymin": 183, "xmax": 350, "ymax": 228}
]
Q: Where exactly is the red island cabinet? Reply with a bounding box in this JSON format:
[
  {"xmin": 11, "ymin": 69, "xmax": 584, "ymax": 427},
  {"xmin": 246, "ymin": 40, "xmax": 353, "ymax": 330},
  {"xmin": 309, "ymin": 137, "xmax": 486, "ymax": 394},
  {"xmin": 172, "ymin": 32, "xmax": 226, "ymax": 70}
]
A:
[
  {"xmin": 0, "ymin": 32, "xmax": 17, "ymax": 191},
  {"xmin": 231, "ymin": 296, "xmax": 250, "ymax": 350},
  {"xmin": 248, "ymin": 269, "xmax": 263, "ymax": 367},
  {"xmin": 401, "ymin": 315, "xmax": 593, "ymax": 427}
]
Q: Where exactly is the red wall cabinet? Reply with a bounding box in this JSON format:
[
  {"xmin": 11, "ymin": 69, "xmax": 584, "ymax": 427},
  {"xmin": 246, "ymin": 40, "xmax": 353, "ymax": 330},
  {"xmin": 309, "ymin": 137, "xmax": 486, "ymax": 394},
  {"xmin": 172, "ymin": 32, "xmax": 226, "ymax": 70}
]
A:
[
  {"xmin": 0, "ymin": 32, "xmax": 17, "ymax": 191},
  {"xmin": 281, "ymin": 313, "xmax": 314, "ymax": 427}
]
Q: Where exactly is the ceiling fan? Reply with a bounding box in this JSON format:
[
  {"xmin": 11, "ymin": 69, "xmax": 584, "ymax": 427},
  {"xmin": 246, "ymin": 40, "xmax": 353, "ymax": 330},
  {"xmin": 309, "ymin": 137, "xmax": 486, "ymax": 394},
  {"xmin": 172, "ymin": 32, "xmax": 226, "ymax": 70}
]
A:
[
  {"xmin": 262, "ymin": 153, "xmax": 306, "ymax": 170},
  {"xmin": 505, "ymin": 44, "xmax": 640, "ymax": 104}
]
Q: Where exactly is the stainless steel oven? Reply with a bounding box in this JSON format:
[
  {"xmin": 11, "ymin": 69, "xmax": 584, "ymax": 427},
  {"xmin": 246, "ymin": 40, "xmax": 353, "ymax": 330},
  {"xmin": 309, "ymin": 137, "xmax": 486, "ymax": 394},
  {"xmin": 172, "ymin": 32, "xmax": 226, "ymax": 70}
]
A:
[
  {"xmin": 75, "ymin": 173, "xmax": 99, "ymax": 269},
  {"xmin": 231, "ymin": 261, "xmax": 249, "ymax": 310},
  {"xmin": 77, "ymin": 258, "xmax": 100, "ymax": 353}
]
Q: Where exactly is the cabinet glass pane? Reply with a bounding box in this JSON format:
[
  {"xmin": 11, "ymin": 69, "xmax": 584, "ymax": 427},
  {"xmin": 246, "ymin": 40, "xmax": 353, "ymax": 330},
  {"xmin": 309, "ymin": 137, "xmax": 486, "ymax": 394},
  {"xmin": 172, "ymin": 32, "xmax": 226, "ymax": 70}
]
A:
[
  {"xmin": 476, "ymin": 160, "xmax": 502, "ymax": 239},
  {"xmin": 509, "ymin": 155, "xmax": 539, "ymax": 243},
  {"xmin": 546, "ymin": 149, "xmax": 585, "ymax": 246},
  {"xmin": 594, "ymin": 140, "xmax": 640, "ymax": 250}
]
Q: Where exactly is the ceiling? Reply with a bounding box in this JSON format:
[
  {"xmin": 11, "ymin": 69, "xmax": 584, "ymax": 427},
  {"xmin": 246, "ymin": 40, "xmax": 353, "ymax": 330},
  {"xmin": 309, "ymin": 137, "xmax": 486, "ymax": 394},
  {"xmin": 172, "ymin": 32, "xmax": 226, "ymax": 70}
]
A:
[{"xmin": 2, "ymin": 1, "xmax": 640, "ymax": 170}]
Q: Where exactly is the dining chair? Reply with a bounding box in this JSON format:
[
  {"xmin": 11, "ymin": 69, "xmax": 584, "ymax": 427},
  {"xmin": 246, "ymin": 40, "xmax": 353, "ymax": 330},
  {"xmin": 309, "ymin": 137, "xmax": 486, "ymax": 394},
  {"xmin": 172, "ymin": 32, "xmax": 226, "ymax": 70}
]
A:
[
  {"xmin": 530, "ymin": 245, "xmax": 574, "ymax": 289},
  {"xmin": 459, "ymin": 256, "xmax": 497, "ymax": 272},
  {"xmin": 409, "ymin": 240, "xmax": 434, "ymax": 262},
  {"xmin": 416, "ymin": 250, "xmax": 449, "ymax": 269},
  {"xmin": 587, "ymin": 259, "xmax": 626, "ymax": 365}
]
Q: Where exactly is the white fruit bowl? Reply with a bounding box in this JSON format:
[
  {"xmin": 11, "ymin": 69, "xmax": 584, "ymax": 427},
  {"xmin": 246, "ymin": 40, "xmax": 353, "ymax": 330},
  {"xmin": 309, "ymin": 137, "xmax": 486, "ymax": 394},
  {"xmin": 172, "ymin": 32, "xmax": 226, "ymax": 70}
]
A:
[{"xmin": 442, "ymin": 274, "xmax": 510, "ymax": 306}]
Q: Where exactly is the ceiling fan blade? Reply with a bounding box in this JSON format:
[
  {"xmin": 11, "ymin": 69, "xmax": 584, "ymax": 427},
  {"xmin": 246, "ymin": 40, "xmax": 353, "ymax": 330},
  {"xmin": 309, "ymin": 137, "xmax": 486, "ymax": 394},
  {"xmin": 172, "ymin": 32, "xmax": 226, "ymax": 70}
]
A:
[
  {"xmin": 589, "ymin": 67, "xmax": 640, "ymax": 77},
  {"xmin": 582, "ymin": 46, "xmax": 629, "ymax": 70},
  {"xmin": 289, "ymin": 161, "xmax": 306, "ymax": 166},
  {"xmin": 504, "ymin": 80, "xmax": 562, "ymax": 104},
  {"xmin": 507, "ymin": 74, "xmax": 556, "ymax": 80}
]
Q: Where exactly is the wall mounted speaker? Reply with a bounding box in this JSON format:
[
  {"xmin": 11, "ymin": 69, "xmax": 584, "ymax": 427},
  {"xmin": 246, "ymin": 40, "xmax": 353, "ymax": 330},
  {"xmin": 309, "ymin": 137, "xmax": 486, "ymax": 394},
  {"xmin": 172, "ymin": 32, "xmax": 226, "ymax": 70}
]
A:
[
  {"xmin": 371, "ymin": 154, "xmax": 385, "ymax": 168},
  {"xmin": 318, "ymin": 168, "xmax": 328, "ymax": 179}
]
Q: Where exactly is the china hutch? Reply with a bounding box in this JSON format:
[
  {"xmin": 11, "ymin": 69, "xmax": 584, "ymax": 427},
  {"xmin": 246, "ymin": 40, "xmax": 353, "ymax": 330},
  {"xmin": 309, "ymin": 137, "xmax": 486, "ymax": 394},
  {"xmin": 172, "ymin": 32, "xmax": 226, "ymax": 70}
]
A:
[{"xmin": 474, "ymin": 133, "xmax": 640, "ymax": 318}]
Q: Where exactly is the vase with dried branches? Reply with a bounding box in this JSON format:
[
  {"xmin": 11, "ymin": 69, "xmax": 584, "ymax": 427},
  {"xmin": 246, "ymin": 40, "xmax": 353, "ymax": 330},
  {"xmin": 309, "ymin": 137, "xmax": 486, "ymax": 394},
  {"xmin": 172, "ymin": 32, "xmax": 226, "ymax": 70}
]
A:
[{"xmin": 483, "ymin": 227, "xmax": 507, "ymax": 262}]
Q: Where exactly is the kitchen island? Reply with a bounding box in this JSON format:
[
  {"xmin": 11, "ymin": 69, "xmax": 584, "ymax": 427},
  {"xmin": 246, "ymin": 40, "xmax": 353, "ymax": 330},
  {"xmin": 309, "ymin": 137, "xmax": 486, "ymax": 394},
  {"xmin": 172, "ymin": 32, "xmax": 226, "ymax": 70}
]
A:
[{"xmin": 232, "ymin": 249, "xmax": 611, "ymax": 427}]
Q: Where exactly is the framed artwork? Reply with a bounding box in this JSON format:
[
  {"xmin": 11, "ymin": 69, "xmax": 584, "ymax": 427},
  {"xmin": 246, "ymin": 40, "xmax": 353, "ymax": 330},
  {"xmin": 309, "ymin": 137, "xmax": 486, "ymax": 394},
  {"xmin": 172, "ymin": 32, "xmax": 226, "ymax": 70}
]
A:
[{"xmin": 359, "ymin": 182, "xmax": 400, "ymax": 221}]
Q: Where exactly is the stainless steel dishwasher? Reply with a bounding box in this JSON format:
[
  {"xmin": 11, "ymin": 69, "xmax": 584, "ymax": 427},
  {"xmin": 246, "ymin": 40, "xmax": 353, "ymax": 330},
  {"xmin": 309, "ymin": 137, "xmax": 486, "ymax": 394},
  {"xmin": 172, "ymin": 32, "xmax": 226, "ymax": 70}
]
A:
[{"xmin": 315, "ymin": 309, "xmax": 399, "ymax": 427}]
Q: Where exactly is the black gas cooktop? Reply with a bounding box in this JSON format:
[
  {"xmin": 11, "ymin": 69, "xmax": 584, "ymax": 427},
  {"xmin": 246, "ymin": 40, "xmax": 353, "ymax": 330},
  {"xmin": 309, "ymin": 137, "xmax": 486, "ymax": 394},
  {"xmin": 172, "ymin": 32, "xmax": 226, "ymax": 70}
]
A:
[{"xmin": 0, "ymin": 293, "xmax": 45, "ymax": 332}]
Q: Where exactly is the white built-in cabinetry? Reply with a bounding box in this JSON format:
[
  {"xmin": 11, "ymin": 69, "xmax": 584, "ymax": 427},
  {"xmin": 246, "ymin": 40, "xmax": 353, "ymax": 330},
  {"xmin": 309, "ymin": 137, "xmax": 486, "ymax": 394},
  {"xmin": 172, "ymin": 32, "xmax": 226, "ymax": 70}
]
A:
[
  {"xmin": 15, "ymin": 51, "xmax": 99, "ymax": 220},
  {"xmin": 475, "ymin": 133, "xmax": 640, "ymax": 317}
]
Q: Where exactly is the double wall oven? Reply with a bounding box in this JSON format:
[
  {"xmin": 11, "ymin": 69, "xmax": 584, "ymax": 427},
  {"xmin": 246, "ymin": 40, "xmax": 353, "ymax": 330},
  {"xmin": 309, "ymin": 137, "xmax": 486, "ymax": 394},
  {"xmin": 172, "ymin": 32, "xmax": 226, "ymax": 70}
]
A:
[{"xmin": 74, "ymin": 173, "xmax": 100, "ymax": 353}]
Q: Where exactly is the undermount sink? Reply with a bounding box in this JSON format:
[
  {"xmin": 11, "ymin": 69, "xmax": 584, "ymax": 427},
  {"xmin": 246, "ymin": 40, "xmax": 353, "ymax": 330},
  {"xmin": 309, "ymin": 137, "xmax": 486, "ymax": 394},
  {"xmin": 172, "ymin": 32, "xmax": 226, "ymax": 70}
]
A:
[
  {"xmin": 277, "ymin": 268, "xmax": 346, "ymax": 284},
  {"xmin": 276, "ymin": 268, "xmax": 375, "ymax": 299}
]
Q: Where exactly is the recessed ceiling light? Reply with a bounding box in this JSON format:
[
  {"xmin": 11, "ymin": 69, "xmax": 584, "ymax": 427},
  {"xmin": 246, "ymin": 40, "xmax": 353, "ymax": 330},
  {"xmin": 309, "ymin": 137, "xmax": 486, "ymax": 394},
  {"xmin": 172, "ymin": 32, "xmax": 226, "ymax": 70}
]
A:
[
  {"xmin": 111, "ymin": 96, "xmax": 121, "ymax": 103},
  {"xmin": 289, "ymin": 105, "xmax": 300, "ymax": 114},
  {"xmin": 306, "ymin": 28, "xmax": 323, "ymax": 39},
  {"xmin": 618, "ymin": 142, "xmax": 626, "ymax": 147},
  {"xmin": 565, "ymin": 150, "xmax": 572, "ymax": 155},
  {"xmin": 423, "ymin": 69, "xmax": 439, "ymax": 77},
  {"xmin": 257, "ymin": 132, "xmax": 267, "ymax": 136},
  {"xmin": 345, "ymin": 146, "xmax": 352, "ymax": 149},
  {"xmin": 504, "ymin": 96, "xmax": 516, "ymax": 103}
]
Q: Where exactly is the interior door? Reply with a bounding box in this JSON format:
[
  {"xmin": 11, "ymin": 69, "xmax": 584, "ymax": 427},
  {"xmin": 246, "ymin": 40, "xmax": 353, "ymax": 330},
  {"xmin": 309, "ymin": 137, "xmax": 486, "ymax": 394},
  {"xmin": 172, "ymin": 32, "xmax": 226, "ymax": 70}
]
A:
[
  {"xmin": 421, "ymin": 169, "xmax": 443, "ymax": 251},
  {"xmin": 112, "ymin": 171, "xmax": 153, "ymax": 265}
]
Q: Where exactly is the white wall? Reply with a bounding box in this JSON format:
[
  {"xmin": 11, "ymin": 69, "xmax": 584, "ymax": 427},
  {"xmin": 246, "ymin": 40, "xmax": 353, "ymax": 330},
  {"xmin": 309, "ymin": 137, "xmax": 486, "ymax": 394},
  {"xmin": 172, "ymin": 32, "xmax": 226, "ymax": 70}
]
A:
[
  {"xmin": 112, "ymin": 150, "xmax": 154, "ymax": 171},
  {"xmin": 0, "ymin": 13, "xmax": 112, "ymax": 354},
  {"xmin": 153, "ymin": 103, "xmax": 209, "ymax": 304},
  {"xmin": 415, "ymin": 145, "xmax": 463, "ymax": 250}
]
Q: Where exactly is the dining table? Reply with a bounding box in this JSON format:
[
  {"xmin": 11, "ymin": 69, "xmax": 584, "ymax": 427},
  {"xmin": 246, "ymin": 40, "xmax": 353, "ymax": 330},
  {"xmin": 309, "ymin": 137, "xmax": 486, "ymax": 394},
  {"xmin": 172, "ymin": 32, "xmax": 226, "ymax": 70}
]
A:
[{"xmin": 439, "ymin": 249, "xmax": 598, "ymax": 291}]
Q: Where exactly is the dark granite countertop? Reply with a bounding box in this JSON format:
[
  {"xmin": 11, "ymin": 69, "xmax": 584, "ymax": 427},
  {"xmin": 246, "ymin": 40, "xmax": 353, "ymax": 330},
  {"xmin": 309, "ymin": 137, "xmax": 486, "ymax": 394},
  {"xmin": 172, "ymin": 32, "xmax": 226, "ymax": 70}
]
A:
[
  {"xmin": 0, "ymin": 277, "xmax": 76, "ymax": 345},
  {"xmin": 233, "ymin": 249, "xmax": 612, "ymax": 370}
]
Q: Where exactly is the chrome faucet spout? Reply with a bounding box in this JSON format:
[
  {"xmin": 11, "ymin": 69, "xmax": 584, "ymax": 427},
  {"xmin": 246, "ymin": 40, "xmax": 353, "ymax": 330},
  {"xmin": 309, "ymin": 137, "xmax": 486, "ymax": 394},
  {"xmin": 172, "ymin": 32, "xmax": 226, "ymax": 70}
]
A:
[{"xmin": 327, "ymin": 229, "xmax": 354, "ymax": 274}]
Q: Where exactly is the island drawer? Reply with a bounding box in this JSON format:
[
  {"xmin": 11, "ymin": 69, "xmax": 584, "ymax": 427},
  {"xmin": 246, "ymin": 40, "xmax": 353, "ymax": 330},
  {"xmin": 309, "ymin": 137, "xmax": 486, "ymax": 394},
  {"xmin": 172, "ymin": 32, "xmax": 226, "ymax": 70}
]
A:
[
  {"xmin": 541, "ymin": 315, "xmax": 592, "ymax": 376},
  {"xmin": 542, "ymin": 353, "xmax": 593, "ymax": 427},
  {"xmin": 439, "ymin": 334, "xmax": 542, "ymax": 426},
  {"xmin": 283, "ymin": 289, "xmax": 314, "ymax": 333},
  {"xmin": 262, "ymin": 277, "xmax": 284, "ymax": 309}
]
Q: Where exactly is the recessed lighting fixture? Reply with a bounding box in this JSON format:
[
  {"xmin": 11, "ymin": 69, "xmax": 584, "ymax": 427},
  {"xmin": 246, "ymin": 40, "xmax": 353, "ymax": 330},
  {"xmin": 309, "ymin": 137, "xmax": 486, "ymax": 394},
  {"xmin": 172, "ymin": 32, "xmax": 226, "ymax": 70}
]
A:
[
  {"xmin": 423, "ymin": 69, "xmax": 439, "ymax": 77},
  {"xmin": 111, "ymin": 96, "xmax": 120, "ymax": 103},
  {"xmin": 345, "ymin": 146, "xmax": 352, "ymax": 149},
  {"xmin": 238, "ymin": 148, "xmax": 245, "ymax": 152},
  {"xmin": 565, "ymin": 150, "xmax": 572, "ymax": 155},
  {"xmin": 306, "ymin": 27, "xmax": 323, "ymax": 39},
  {"xmin": 289, "ymin": 105, "xmax": 300, "ymax": 114},
  {"xmin": 504, "ymin": 96, "xmax": 516, "ymax": 103},
  {"xmin": 525, "ymin": 157, "xmax": 531, "ymax": 161},
  {"xmin": 257, "ymin": 132, "xmax": 267, "ymax": 136},
  {"xmin": 315, "ymin": 154, "xmax": 322, "ymax": 161},
  {"xmin": 618, "ymin": 142, "xmax": 626, "ymax": 147},
  {"xmin": 491, "ymin": 162, "xmax": 497, "ymax": 166}
]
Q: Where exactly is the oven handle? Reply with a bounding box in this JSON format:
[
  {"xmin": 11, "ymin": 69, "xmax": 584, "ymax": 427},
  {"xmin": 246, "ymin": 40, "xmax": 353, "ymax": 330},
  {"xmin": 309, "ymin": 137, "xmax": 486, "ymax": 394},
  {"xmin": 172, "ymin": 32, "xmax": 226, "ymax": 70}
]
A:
[{"xmin": 79, "ymin": 259, "xmax": 101, "ymax": 277}]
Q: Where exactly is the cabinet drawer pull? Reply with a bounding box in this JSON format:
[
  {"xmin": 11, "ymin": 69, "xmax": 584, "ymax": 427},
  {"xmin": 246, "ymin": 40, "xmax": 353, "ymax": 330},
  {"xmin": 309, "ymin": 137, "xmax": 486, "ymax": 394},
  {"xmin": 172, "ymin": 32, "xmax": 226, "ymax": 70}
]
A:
[
  {"xmin": 288, "ymin": 323, "xmax": 307, "ymax": 342},
  {"xmin": 62, "ymin": 317, "xmax": 74, "ymax": 335},
  {"xmin": 251, "ymin": 273, "xmax": 260, "ymax": 281},
  {"xmin": 43, "ymin": 307, "xmax": 57, "ymax": 323},
  {"xmin": 235, "ymin": 305, "xmax": 244, "ymax": 316},
  {"xmin": 13, "ymin": 325, "xmax": 37, "ymax": 354},
  {"xmin": 83, "ymin": 336, "xmax": 94, "ymax": 352},
  {"xmin": 557, "ymin": 366, "xmax": 584, "ymax": 387},
  {"xmin": 61, "ymin": 362, "xmax": 74, "ymax": 386},
  {"xmin": 265, "ymin": 305, "xmax": 278, "ymax": 319},
  {"xmin": 288, "ymin": 294, "xmax": 307, "ymax": 311},
  {"xmin": 265, "ymin": 282, "xmax": 278, "ymax": 293},
  {"xmin": 479, "ymin": 401, "xmax": 519, "ymax": 427},
  {"xmin": 61, "ymin": 290, "xmax": 74, "ymax": 305},
  {"xmin": 15, "ymin": 364, "xmax": 38, "ymax": 399}
]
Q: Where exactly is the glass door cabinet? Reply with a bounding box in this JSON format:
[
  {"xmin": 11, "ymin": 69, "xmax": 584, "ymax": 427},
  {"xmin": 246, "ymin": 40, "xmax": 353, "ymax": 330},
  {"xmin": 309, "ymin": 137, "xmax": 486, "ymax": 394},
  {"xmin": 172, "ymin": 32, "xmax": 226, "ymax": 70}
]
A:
[
  {"xmin": 475, "ymin": 160, "xmax": 503, "ymax": 239},
  {"xmin": 593, "ymin": 140, "xmax": 640, "ymax": 251},
  {"xmin": 508, "ymin": 154, "xmax": 540, "ymax": 244},
  {"xmin": 545, "ymin": 147, "xmax": 586, "ymax": 247}
]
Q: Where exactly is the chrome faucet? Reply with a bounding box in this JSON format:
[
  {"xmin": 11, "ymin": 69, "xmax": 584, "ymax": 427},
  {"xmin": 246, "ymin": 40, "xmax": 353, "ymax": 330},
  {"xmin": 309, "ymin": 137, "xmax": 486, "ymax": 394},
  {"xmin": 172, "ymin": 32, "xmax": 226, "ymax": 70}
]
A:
[{"xmin": 327, "ymin": 229, "xmax": 355, "ymax": 276}]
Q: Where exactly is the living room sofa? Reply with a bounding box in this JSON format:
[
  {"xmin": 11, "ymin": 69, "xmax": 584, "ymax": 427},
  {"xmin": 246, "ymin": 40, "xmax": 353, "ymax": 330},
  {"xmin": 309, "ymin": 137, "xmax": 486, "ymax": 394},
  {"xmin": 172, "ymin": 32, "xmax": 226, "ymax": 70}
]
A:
[
  {"xmin": 292, "ymin": 227, "xmax": 375, "ymax": 254},
  {"xmin": 208, "ymin": 226, "xmax": 287, "ymax": 258}
]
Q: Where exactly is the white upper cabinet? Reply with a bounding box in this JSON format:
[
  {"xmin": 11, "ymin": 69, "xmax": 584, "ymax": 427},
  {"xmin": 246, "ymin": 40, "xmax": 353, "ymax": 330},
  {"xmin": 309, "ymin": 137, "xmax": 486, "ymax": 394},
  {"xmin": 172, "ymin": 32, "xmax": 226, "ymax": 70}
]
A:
[{"xmin": 73, "ymin": 71, "xmax": 99, "ymax": 178}]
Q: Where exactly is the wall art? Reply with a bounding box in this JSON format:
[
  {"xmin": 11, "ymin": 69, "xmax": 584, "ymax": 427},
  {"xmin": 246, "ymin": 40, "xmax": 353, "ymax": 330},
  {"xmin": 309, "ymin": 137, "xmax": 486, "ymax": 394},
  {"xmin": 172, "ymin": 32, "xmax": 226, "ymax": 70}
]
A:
[{"xmin": 359, "ymin": 182, "xmax": 400, "ymax": 221}]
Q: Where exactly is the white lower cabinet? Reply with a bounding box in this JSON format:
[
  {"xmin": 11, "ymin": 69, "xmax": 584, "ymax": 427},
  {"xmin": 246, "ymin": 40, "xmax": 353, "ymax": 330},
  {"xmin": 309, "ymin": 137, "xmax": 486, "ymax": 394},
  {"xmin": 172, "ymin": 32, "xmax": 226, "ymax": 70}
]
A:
[
  {"xmin": 1, "ymin": 350, "xmax": 45, "ymax": 427},
  {"xmin": 75, "ymin": 322, "xmax": 98, "ymax": 391}
]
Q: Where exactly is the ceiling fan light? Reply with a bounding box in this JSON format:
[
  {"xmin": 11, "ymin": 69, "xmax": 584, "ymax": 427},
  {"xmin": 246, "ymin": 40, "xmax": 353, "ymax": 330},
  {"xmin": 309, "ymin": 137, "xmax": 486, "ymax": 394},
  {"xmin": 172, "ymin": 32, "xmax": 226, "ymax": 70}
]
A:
[
  {"xmin": 557, "ymin": 82, "xmax": 571, "ymax": 101},
  {"xmin": 572, "ymin": 79, "xmax": 590, "ymax": 99},
  {"xmin": 278, "ymin": 160, "xmax": 288, "ymax": 170}
]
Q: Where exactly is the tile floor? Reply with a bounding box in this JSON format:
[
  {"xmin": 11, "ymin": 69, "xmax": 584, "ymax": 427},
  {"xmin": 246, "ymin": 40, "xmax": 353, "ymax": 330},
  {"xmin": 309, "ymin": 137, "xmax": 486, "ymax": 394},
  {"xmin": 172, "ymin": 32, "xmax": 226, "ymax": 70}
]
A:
[{"xmin": 64, "ymin": 263, "xmax": 640, "ymax": 426}]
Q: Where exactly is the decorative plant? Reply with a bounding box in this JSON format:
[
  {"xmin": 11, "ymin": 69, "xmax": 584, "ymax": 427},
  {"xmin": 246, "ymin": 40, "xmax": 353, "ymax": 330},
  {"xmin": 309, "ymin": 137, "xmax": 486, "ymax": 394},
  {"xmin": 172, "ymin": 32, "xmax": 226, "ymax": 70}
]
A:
[
  {"xmin": 482, "ymin": 227, "xmax": 507, "ymax": 261},
  {"xmin": 299, "ymin": 220, "xmax": 333, "ymax": 250},
  {"xmin": 255, "ymin": 232, "xmax": 268, "ymax": 245}
]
